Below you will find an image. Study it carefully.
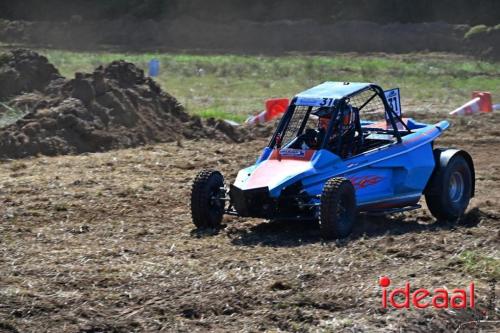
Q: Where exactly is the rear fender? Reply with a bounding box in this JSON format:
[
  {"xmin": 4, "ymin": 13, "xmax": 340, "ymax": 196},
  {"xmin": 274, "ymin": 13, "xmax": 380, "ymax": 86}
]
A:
[{"xmin": 424, "ymin": 148, "xmax": 475, "ymax": 197}]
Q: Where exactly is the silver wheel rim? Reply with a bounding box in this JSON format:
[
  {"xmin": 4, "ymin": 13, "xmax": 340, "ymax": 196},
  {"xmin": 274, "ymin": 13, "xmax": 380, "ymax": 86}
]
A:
[{"xmin": 449, "ymin": 171, "xmax": 464, "ymax": 203}]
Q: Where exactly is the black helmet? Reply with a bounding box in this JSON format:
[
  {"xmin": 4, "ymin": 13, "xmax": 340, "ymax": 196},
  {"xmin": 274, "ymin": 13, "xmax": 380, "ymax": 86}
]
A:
[{"xmin": 313, "ymin": 106, "xmax": 332, "ymax": 117}]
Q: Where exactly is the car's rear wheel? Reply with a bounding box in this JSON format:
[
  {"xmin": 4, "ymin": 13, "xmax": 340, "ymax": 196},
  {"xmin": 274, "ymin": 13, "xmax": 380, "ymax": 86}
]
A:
[
  {"xmin": 320, "ymin": 177, "xmax": 357, "ymax": 239},
  {"xmin": 425, "ymin": 155, "xmax": 472, "ymax": 222},
  {"xmin": 191, "ymin": 170, "xmax": 225, "ymax": 229}
]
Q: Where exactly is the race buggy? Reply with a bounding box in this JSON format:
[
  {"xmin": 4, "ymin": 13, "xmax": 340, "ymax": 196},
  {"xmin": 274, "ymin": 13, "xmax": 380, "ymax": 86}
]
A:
[{"xmin": 191, "ymin": 82, "xmax": 475, "ymax": 239}]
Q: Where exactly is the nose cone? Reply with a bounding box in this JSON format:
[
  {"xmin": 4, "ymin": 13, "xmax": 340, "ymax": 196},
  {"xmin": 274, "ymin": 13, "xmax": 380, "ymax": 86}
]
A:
[{"xmin": 234, "ymin": 159, "xmax": 313, "ymax": 193}]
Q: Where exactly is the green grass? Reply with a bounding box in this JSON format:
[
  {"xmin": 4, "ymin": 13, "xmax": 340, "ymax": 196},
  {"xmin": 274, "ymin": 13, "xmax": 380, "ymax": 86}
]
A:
[
  {"xmin": 458, "ymin": 251, "xmax": 500, "ymax": 280},
  {"xmin": 2, "ymin": 46, "xmax": 500, "ymax": 122},
  {"xmin": 464, "ymin": 25, "xmax": 489, "ymax": 39},
  {"xmin": 193, "ymin": 107, "xmax": 248, "ymax": 123},
  {"xmin": 0, "ymin": 101, "xmax": 29, "ymax": 127}
]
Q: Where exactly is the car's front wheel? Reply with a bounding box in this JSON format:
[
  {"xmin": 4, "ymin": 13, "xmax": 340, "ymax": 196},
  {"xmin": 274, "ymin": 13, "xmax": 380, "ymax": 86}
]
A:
[
  {"xmin": 191, "ymin": 170, "xmax": 226, "ymax": 229},
  {"xmin": 319, "ymin": 177, "xmax": 357, "ymax": 239}
]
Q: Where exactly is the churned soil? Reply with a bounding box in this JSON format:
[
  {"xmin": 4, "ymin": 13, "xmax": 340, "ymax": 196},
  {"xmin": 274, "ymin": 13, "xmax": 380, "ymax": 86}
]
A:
[
  {"xmin": 0, "ymin": 49, "xmax": 268, "ymax": 159},
  {"xmin": 0, "ymin": 111, "xmax": 498, "ymax": 332}
]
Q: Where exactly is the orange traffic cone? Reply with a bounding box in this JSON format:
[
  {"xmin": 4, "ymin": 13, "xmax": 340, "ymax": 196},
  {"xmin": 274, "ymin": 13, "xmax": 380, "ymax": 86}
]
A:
[
  {"xmin": 449, "ymin": 97, "xmax": 481, "ymax": 116},
  {"xmin": 246, "ymin": 98, "xmax": 289, "ymax": 125},
  {"xmin": 472, "ymin": 91, "xmax": 493, "ymax": 113},
  {"xmin": 245, "ymin": 110, "xmax": 268, "ymax": 125},
  {"xmin": 265, "ymin": 98, "xmax": 289, "ymax": 119}
]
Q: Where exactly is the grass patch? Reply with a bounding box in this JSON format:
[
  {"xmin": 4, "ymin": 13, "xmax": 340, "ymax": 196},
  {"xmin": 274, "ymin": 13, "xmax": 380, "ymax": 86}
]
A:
[
  {"xmin": 0, "ymin": 101, "xmax": 29, "ymax": 127},
  {"xmin": 458, "ymin": 251, "xmax": 500, "ymax": 280},
  {"xmin": 1, "ymin": 46, "xmax": 499, "ymax": 121},
  {"xmin": 193, "ymin": 107, "xmax": 248, "ymax": 123},
  {"xmin": 464, "ymin": 25, "xmax": 490, "ymax": 39},
  {"xmin": 0, "ymin": 52, "xmax": 9, "ymax": 65}
]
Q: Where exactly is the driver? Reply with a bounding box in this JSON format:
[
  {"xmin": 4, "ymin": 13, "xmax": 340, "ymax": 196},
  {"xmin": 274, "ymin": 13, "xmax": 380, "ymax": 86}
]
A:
[
  {"xmin": 327, "ymin": 104, "xmax": 361, "ymax": 157},
  {"xmin": 299, "ymin": 107, "xmax": 331, "ymax": 150},
  {"xmin": 311, "ymin": 104, "xmax": 357, "ymax": 152},
  {"xmin": 297, "ymin": 105, "xmax": 358, "ymax": 152},
  {"xmin": 300, "ymin": 128, "xmax": 320, "ymax": 149}
]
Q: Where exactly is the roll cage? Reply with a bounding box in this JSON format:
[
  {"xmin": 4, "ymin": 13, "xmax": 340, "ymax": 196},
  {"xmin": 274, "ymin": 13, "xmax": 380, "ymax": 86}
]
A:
[{"xmin": 268, "ymin": 84, "xmax": 411, "ymax": 156}]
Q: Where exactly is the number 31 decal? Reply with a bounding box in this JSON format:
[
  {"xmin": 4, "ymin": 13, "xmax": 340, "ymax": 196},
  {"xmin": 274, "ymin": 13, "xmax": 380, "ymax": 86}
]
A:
[{"xmin": 319, "ymin": 98, "xmax": 335, "ymax": 107}]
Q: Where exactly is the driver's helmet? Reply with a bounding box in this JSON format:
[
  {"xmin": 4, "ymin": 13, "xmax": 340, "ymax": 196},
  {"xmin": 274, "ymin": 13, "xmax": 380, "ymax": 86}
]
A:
[
  {"xmin": 313, "ymin": 106, "xmax": 331, "ymax": 117},
  {"xmin": 340, "ymin": 104, "xmax": 355, "ymax": 131},
  {"xmin": 327, "ymin": 104, "xmax": 355, "ymax": 143},
  {"xmin": 314, "ymin": 107, "xmax": 332, "ymax": 130}
]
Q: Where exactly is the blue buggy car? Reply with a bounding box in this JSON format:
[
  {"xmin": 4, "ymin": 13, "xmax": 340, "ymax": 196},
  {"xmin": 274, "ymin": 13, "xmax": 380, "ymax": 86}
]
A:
[{"xmin": 191, "ymin": 82, "xmax": 475, "ymax": 239}]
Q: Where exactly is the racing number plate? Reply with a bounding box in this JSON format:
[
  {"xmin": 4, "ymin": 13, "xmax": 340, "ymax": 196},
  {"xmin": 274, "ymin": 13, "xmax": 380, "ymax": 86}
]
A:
[{"xmin": 384, "ymin": 88, "xmax": 402, "ymax": 118}]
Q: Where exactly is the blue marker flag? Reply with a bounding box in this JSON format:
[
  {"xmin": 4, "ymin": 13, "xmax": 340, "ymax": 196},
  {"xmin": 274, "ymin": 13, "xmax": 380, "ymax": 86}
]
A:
[{"xmin": 148, "ymin": 59, "xmax": 160, "ymax": 77}]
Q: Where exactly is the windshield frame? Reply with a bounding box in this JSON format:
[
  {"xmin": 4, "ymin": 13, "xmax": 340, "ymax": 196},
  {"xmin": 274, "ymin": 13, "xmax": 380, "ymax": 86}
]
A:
[
  {"xmin": 267, "ymin": 84, "xmax": 411, "ymax": 150},
  {"xmin": 267, "ymin": 102, "xmax": 339, "ymax": 150}
]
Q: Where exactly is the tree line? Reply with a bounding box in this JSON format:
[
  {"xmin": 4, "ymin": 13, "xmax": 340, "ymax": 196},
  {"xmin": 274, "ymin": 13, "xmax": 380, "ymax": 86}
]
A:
[{"xmin": 0, "ymin": 0, "xmax": 498, "ymax": 25}]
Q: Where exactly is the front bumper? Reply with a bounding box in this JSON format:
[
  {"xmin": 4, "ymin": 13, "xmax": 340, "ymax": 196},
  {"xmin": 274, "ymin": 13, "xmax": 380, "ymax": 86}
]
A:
[{"xmin": 229, "ymin": 185, "xmax": 276, "ymax": 218}]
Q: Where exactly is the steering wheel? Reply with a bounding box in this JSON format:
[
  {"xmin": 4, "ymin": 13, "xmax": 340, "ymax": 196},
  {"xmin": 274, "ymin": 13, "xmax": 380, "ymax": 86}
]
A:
[{"xmin": 303, "ymin": 128, "xmax": 319, "ymax": 148}]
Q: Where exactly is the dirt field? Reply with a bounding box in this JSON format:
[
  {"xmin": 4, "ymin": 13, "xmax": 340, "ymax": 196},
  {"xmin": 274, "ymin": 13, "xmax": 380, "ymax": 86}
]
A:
[{"xmin": 0, "ymin": 109, "xmax": 498, "ymax": 332}]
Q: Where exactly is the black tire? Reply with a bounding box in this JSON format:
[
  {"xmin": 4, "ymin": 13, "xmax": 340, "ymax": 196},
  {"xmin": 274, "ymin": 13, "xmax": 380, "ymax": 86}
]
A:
[
  {"xmin": 319, "ymin": 177, "xmax": 357, "ymax": 239},
  {"xmin": 425, "ymin": 155, "xmax": 472, "ymax": 222},
  {"xmin": 191, "ymin": 170, "xmax": 225, "ymax": 229}
]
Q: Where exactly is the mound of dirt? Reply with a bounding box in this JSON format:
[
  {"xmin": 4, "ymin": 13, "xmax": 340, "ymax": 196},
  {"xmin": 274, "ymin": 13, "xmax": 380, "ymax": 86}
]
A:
[
  {"xmin": 0, "ymin": 49, "xmax": 266, "ymax": 159},
  {"xmin": 0, "ymin": 49, "xmax": 61, "ymax": 100}
]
